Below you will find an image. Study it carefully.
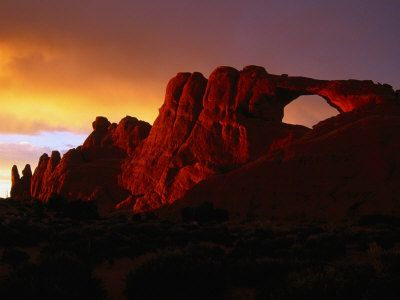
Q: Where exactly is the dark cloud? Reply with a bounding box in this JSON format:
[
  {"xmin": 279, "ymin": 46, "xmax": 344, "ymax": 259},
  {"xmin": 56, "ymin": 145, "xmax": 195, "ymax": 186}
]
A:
[
  {"xmin": 0, "ymin": 0, "xmax": 399, "ymax": 134},
  {"xmin": 0, "ymin": 0, "xmax": 399, "ymax": 86}
]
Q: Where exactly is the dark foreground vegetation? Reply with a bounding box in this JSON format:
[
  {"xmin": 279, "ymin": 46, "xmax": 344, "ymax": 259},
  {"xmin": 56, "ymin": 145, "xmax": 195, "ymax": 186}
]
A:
[{"xmin": 1, "ymin": 198, "xmax": 400, "ymax": 299}]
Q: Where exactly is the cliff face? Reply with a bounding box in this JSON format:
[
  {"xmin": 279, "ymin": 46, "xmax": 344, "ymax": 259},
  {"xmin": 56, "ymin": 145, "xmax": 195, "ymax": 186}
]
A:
[
  {"xmin": 120, "ymin": 65, "xmax": 397, "ymax": 213},
  {"xmin": 120, "ymin": 67, "xmax": 310, "ymax": 211},
  {"xmin": 11, "ymin": 65, "xmax": 399, "ymax": 220},
  {"xmin": 176, "ymin": 103, "xmax": 400, "ymax": 221}
]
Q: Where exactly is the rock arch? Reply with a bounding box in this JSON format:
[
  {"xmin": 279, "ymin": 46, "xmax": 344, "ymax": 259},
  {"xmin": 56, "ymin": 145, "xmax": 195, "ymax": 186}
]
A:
[
  {"xmin": 228, "ymin": 65, "xmax": 397, "ymax": 122},
  {"xmin": 15, "ymin": 65, "xmax": 399, "ymax": 214},
  {"xmin": 121, "ymin": 66, "xmax": 398, "ymax": 212}
]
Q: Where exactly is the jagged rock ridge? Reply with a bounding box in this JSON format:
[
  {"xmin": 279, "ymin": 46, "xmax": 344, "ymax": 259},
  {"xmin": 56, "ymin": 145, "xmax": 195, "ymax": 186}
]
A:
[
  {"xmin": 10, "ymin": 65, "xmax": 400, "ymax": 220},
  {"xmin": 28, "ymin": 116, "xmax": 151, "ymax": 212}
]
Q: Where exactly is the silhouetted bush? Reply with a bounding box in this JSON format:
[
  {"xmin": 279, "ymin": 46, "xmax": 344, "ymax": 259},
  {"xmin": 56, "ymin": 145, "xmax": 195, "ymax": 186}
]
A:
[
  {"xmin": 303, "ymin": 234, "xmax": 347, "ymax": 260},
  {"xmin": 0, "ymin": 225, "xmax": 36, "ymax": 247},
  {"xmin": 124, "ymin": 251, "xmax": 225, "ymax": 300},
  {"xmin": 64, "ymin": 200, "xmax": 99, "ymax": 220},
  {"xmin": 0, "ymin": 253, "xmax": 107, "ymax": 300},
  {"xmin": 374, "ymin": 232, "xmax": 399, "ymax": 250},
  {"xmin": 359, "ymin": 215, "xmax": 400, "ymax": 227},
  {"xmin": 181, "ymin": 207, "xmax": 194, "ymax": 222},
  {"xmin": 46, "ymin": 195, "xmax": 99, "ymax": 220},
  {"xmin": 131, "ymin": 213, "xmax": 142, "ymax": 221},
  {"xmin": 228, "ymin": 259, "xmax": 298, "ymax": 297},
  {"xmin": 1, "ymin": 247, "xmax": 29, "ymax": 267},
  {"xmin": 4, "ymin": 196, "xmax": 400, "ymax": 299},
  {"xmin": 285, "ymin": 264, "xmax": 384, "ymax": 300},
  {"xmin": 46, "ymin": 194, "xmax": 68, "ymax": 211},
  {"xmin": 144, "ymin": 211, "xmax": 157, "ymax": 220},
  {"xmin": 181, "ymin": 202, "xmax": 229, "ymax": 224}
]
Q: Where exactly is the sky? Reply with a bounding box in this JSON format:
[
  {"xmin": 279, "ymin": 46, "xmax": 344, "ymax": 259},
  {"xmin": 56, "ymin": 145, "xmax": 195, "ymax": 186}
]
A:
[{"xmin": 0, "ymin": 0, "xmax": 399, "ymax": 197}]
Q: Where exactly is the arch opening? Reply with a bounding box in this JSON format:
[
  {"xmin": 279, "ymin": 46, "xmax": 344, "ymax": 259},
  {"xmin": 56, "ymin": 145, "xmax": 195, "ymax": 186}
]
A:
[{"xmin": 282, "ymin": 95, "xmax": 339, "ymax": 128}]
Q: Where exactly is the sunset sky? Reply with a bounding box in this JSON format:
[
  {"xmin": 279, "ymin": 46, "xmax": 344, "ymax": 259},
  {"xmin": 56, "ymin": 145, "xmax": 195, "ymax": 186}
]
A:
[{"xmin": 1, "ymin": 0, "xmax": 399, "ymax": 197}]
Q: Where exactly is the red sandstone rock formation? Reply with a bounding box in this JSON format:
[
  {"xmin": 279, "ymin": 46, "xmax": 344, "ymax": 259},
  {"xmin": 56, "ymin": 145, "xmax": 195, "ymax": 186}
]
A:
[
  {"xmin": 30, "ymin": 116, "xmax": 150, "ymax": 211},
  {"xmin": 120, "ymin": 66, "xmax": 397, "ymax": 213},
  {"xmin": 13, "ymin": 65, "xmax": 399, "ymax": 220},
  {"xmin": 174, "ymin": 102, "xmax": 400, "ymax": 221},
  {"xmin": 10, "ymin": 164, "xmax": 32, "ymax": 200}
]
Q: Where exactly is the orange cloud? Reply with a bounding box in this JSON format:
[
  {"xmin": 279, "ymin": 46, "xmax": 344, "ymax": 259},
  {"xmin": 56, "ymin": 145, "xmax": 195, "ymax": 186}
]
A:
[
  {"xmin": 0, "ymin": 1, "xmax": 250, "ymax": 137},
  {"xmin": 0, "ymin": 113, "xmax": 73, "ymax": 134},
  {"xmin": 0, "ymin": 0, "xmax": 398, "ymax": 138},
  {"xmin": 0, "ymin": 41, "xmax": 161, "ymax": 134}
]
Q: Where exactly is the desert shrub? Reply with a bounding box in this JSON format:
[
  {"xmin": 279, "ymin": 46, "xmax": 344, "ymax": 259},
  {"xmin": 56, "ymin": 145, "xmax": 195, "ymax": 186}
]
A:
[
  {"xmin": 230, "ymin": 259, "xmax": 300, "ymax": 298},
  {"xmin": 373, "ymin": 231, "xmax": 400, "ymax": 250},
  {"xmin": 302, "ymin": 233, "xmax": 346, "ymax": 260},
  {"xmin": 144, "ymin": 211, "xmax": 157, "ymax": 220},
  {"xmin": 381, "ymin": 250, "xmax": 400, "ymax": 275},
  {"xmin": 359, "ymin": 215, "xmax": 400, "ymax": 227},
  {"xmin": 292, "ymin": 226, "xmax": 325, "ymax": 243},
  {"xmin": 0, "ymin": 225, "xmax": 36, "ymax": 247},
  {"xmin": 46, "ymin": 194, "xmax": 68, "ymax": 211},
  {"xmin": 6, "ymin": 219, "xmax": 47, "ymax": 245},
  {"xmin": 40, "ymin": 234, "xmax": 106, "ymax": 268},
  {"xmin": 124, "ymin": 250, "xmax": 226, "ymax": 300},
  {"xmin": 0, "ymin": 253, "xmax": 107, "ymax": 300},
  {"xmin": 131, "ymin": 213, "xmax": 142, "ymax": 221},
  {"xmin": 181, "ymin": 206, "xmax": 194, "ymax": 222},
  {"xmin": 46, "ymin": 195, "xmax": 99, "ymax": 220},
  {"xmin": 1, "ymin": 247, "xmax": 29, "ymax": 267},
  {"xmin": 286, "ymin": 264, "xmax": 383, "ymax": 300},
  {"xmin": 0, "ymin": 225, "xmax": 17, "ymax": 246},
  {"xmin": 64, "ymin": 200, "xmax": 99, "ymax": 220},
  {"xmin": 229, "ymin": 237, "xmax": 276, "ymax": 260},
  {"xmin": 181, "ymin": 202, "xmax": 229, "ymax": 224},
  {"xmin": 194, "ymin": 226, "xmax": 236, "ymax": 247}
]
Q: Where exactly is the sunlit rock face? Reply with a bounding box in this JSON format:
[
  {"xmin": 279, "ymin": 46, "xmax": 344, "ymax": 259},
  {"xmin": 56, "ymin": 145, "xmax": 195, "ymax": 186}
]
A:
[
  {"xmin": 119, "ymin": 67, "xmax": 308, "ymax": 212},
  {"xmin": 120, "ymin": 66, "xmax": 398, "ymax": 213},
  {"xmin": 13, "ymin": 65, "xmax": 399, "ymax": 218}
]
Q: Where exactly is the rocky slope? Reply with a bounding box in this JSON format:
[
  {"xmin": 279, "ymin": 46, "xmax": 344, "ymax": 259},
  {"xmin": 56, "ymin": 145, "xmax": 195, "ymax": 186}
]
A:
[
  {"xmin": 11, "ymin": 65, "xmax": 400, "ymax": 220},
  {"xmin": 174, "ymin": 102, "xmax": 400, "ymax": 221}
]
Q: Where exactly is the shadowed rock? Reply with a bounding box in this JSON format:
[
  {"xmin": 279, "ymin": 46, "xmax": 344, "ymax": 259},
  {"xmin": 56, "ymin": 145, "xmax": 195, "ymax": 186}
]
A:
[
  {"xmin": 11, "ymin": 165, "xmax": 20, "ymax": 187},
  {"xmin": 174, "ymin": 103, "xmax": 400, "ymax": 221},
  {"xmin": 11, "ymin": 164, "xmax": 31, "ymax": 200}
]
